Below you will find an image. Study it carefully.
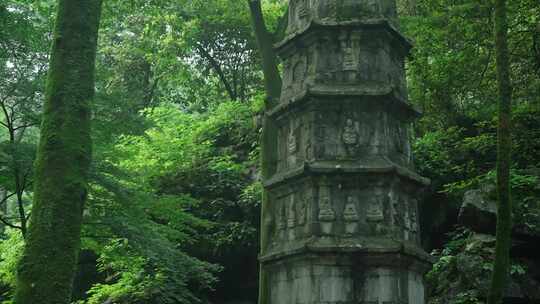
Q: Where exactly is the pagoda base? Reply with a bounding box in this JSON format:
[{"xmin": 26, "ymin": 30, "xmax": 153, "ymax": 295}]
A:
[{"xmin": 261, "ymin": 246, "xmax": 431, "ymax": 304}]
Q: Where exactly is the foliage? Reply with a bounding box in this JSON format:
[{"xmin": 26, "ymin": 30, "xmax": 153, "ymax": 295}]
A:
[
  {"xmin": 0, "ymin": 142, "xmax": 35, "ymax": 193},
  {"xmin": 404, "ymin": 0, "xmax": 540, "ymax": 301},
  {"xmin": 0, "ymin": 0, "xmax": 51, "ymax": 234},
  {"xmin": 414, "ymin": 105, "xmax": 540, "ymax": 232},
  {"xmin": 0, "ymin": 229, "xmax": 23, "ymax": 302},
  {"xmin": 0, "ymin": 0, "xmax": 279, "ymax": 302},
  {"xmin": 427, "ymin": 229, "xmax": 531, "ymax": 304},
  {"xmin": 403, "ymin": 0, "xmax": 540, "ymax": 132},
  {"xmin": 111, "ymin": 100, "xmax": 261, "ymax": 302},
  {"xmin": 79, "ymin": 153, "xmax": 221, "ymax": 303},
  {"xmin": 71, "ymin": 98, "xmax": 260, "ymax": 303},
  {"xmin": 0, "ymin": 0, "xmax": 538, "ymax": 302}
]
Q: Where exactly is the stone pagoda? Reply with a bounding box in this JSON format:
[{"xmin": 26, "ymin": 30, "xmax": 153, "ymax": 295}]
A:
[{"xmin": 259, "ymin": 0, "xmax": 432, "ymax": 303}]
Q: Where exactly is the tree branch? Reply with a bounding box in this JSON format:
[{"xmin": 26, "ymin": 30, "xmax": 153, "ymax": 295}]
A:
[
  {"xmin": 196, "ymin": 43, "xmax": 237, "ymax": 100},
  {"xmin": 0, "ymin": 215, "xmax": 22, "ymax": 230},
  {"xmin": 0, "ymin": 192, "xmax": 17, "ymax": 206}
]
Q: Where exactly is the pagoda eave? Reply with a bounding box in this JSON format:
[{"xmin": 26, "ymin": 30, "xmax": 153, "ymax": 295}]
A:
[
  {"xmin": 268, "ymin": 84, "xmax": 422, "ymax": 119},
  {"xmin": 263, "ymin": 160, "xmax": 431, "ymax": 189},
  {"xmin": 275, "ymin": 18, "xmax": 413, "ymax": 56}
]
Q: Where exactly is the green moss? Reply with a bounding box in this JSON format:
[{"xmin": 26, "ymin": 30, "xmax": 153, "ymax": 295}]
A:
[{"xmin": 13, "ymin": 0, "xmax": 102, "ymax": 303}]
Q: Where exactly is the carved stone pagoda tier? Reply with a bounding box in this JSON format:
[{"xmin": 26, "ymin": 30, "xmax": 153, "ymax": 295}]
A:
[{"xmin": 259, "ymin": 1, "xmax": 432, "ymax": 303}]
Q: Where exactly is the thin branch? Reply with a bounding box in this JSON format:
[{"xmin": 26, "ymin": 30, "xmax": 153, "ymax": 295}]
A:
[
  {"xmin": 195, "ymin": 43, "xmax": 237, "ymax": 100},
  {"xmin": 13, "ymin": 123, "xmax": 36, "ymax": 131},
  {"xmin": 0, "ymin": 101, "xmax": 14, "ymax": 140},
  {"xmin": 476, "ymin": 48, "xmax": 493, "ymax": 89},
  {"xmin": 0, "ymin": 215, "xmax": 22, "ymax": 230},
  {"xmin": 0, "ymin": 192, "xmax": 17, "ymax": 206},
  {"xmin": 81, "ymin": 235, "xmax": 117, "ymax": 240}
]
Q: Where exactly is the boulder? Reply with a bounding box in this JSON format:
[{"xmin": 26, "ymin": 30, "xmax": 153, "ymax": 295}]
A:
[{"xmin": 458, "ymin": 188, "xmax": 497, "ymax": 234}]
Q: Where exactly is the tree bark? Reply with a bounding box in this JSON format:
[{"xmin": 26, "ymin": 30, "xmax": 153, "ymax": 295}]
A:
[
  {"xmin": 247, "ymin": 2, "xmax": 283, "ymax": 304},
  {"xmin": 487, "ymin": 0, "xmax": 513, "ymax": 303},
  {"xmin": 14, "ymin": 0, "xmax": 102, "ymax": 303},
  {"xmin": 247, "ymin": 0, "xmax": 282, "ymax": 104}
]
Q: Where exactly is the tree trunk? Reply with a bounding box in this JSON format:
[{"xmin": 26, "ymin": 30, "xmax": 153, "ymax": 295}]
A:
[
  {"xmin": 0, "ymin": 189, "xmax": 6, "ymax": 235},
  {"xmin": 14, "ymin": 0, "xmax": 102, "ymax": 303},
  {"xmin": 247, "ymin": 2, "xmax": 283, "ymax": 304},
  {"xmin": 247, "ymin": 0, "xmax": 282, "ymax": 103},
  {"xmin": 487, "ymin": 0, "xmax": 513, "ymax": 303}
]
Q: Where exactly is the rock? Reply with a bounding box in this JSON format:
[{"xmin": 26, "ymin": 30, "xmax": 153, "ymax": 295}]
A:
[
  {"xmin": 465, "ymin": 233, "xmax": 496, "ymax": 252},
  {"xmin": 458, "ymin": 188, "xmax": 497, "ymax": 234}
]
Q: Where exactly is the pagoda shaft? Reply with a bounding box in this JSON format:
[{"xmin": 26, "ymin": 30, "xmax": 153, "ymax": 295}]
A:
[{"xmin": 260, "ymin": 1, "xmax": 431, "ymax": 303}]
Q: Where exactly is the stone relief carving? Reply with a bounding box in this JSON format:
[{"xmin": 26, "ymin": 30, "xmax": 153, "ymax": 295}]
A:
[
  {"xmin": 298, "ymin": 196, "xmax": 307, "ymax": 225},
  {"xmin": 288, "ymin": 126, "xmax": 298, "ymax": 154},
  {"xmin": 287, "ymin": 0, "xmax": 311, "ymax": 34},
  {"xmin": 340, "ymin": 32, "xmax": 361, "ymax": 82},
  {"xmin": 282, "ymin": 59, "xmax": 293, "ymax": 91},
  {"xmin": 410, "ymin": 209, "xmax": 418, "ymax": 234},
  {"xmin": 304, "ymin": 118, "xmax": 314, "ymax": 162},
  {"xmin": 403, "ymin": 208, "xmax": 411, "ymax": 239},
  {"xmin": 277, "ymin": 202, "xmax": 287, "ymax": 231},
  {"xmin": 293, "ymin": 57, "xmax": 307, "ymax": 82},
  {"xmin": 394, "ymin": 122, "xmax": 412, "ymax": 163},
  {"xmin": 297, "ymin": 0, "xmax": 309, "ymax": 19},
  {"xmin": 278, "ymin": 109, "xmax": 406, "ymax": 164},
  {"xmin": 342, "ymin": 45, "xmax": 357, "ymax": 71},
  {"xmin": 367, "ymin": 187, "xmax": 385, "ymax": 222},
  {"xmin": 394, "ymin": 122, "xmax": 405, "ymax": 154},
  {"xmin": 277, "ymin": 127, "xmax": 285, "ymax": 172},
  {"xmin": 388, "ymin": 188, "xmax": 401, "ymax": 233},
  {"xmin": 305, "ymin": 48, "xmax": 316, "ymax": 85},
  {"xmin": 384, "ymin": 186, "xmax": 421, "ymax": 241},
  {"xmin": 309, "ymin": 30, "xmax": 411, "ymax": 87},
  {"xmin": 287, "ymin": 0, "xmax": 296, "ymax": 34},
  {"xmin": 288, "ymin": 124, "xmax": 298, "ymax": 168},
  {"xmin": 409, "ymin": 199, "xmax": 419, "ymax": 232},
  {"xmin": 317, "ymin": 38, "xmax": 341, "ymax": 83},
  {"xmin": 267, "ymin": 184, "xmax": 315, "ymax": 249},
  {"xmin": 389, "ymin": 53, "xmax": 404, "ymax": 93},
  {"xmin": 342, "ymin": 118, "xmax": 361, "ymax": 156},
  {"xmin": 318, "ymin": 183, "xmax": 335, "ymax": 222},
  {"xmin": 314, "ymin": 113, "xmax": 326, "ymax": 159},
  {"xmin": 318, "ymin": 196, "xmax": 335, "ymax": 221},
  {"xmin": 369, "ymin": 111, "xmax": 386, "ymax": 155},
  {"xmin": 403, "ymin": 199, "xmax": 419, "ymax": 242},
  {"xmin": 404, "ymin": 124, "xmax": 413, "ymax": 164},
  {"xmin": 366, "ymin": 0, "xmax": 381, "ymax": 14},
  {"xmin": 314, "ymin": 39, "xmax": 326, "ymax": 83},
  {"xmin": 343, "ymin": 196, "xmax": 359, "ymax": 222},
  {"xmin": 317, "ymin": 0, "xmax": 337, "ymax": 20},
  {"xmin": 287, "ymin": 195, "xmax": 297, "ymax": 228}
]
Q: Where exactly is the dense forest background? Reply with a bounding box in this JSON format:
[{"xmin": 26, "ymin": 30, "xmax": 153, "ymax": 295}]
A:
[{"xmin": 0, "ymin": 0, "xmax": 539, "ymax": 303}]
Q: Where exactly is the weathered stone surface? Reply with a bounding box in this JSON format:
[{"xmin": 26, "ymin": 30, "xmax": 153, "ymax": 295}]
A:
[
  {"xmin": 285, "ymin": 0, "xmax": 400, "ymax": 36},
  {"xmin": 458, "ymin": 188, "xmax": 498, "ymax": 234},
  {"xmin": 263, "ymin": 175, "xmax": 426, "ymax": 256},
  {"xmin": 260, "ymin": 1, "xmax": 430, "ymax": 303},
  {"xmin": 266, "ymin": 254, "xmax": 429, "ymax": 304}
]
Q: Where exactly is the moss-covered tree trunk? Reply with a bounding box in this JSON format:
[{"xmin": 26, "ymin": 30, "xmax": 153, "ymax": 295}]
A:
[
  {"xmin": 487, "ymin": 0, "xmax": 513, "ymax": 303},
  {"xmin": 247, "ymin": 1, "xmax": 283, "ymax": 304},
  {"xmin": 14, "ymin": 0, "xmax": 102, "ymax": 303}
]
